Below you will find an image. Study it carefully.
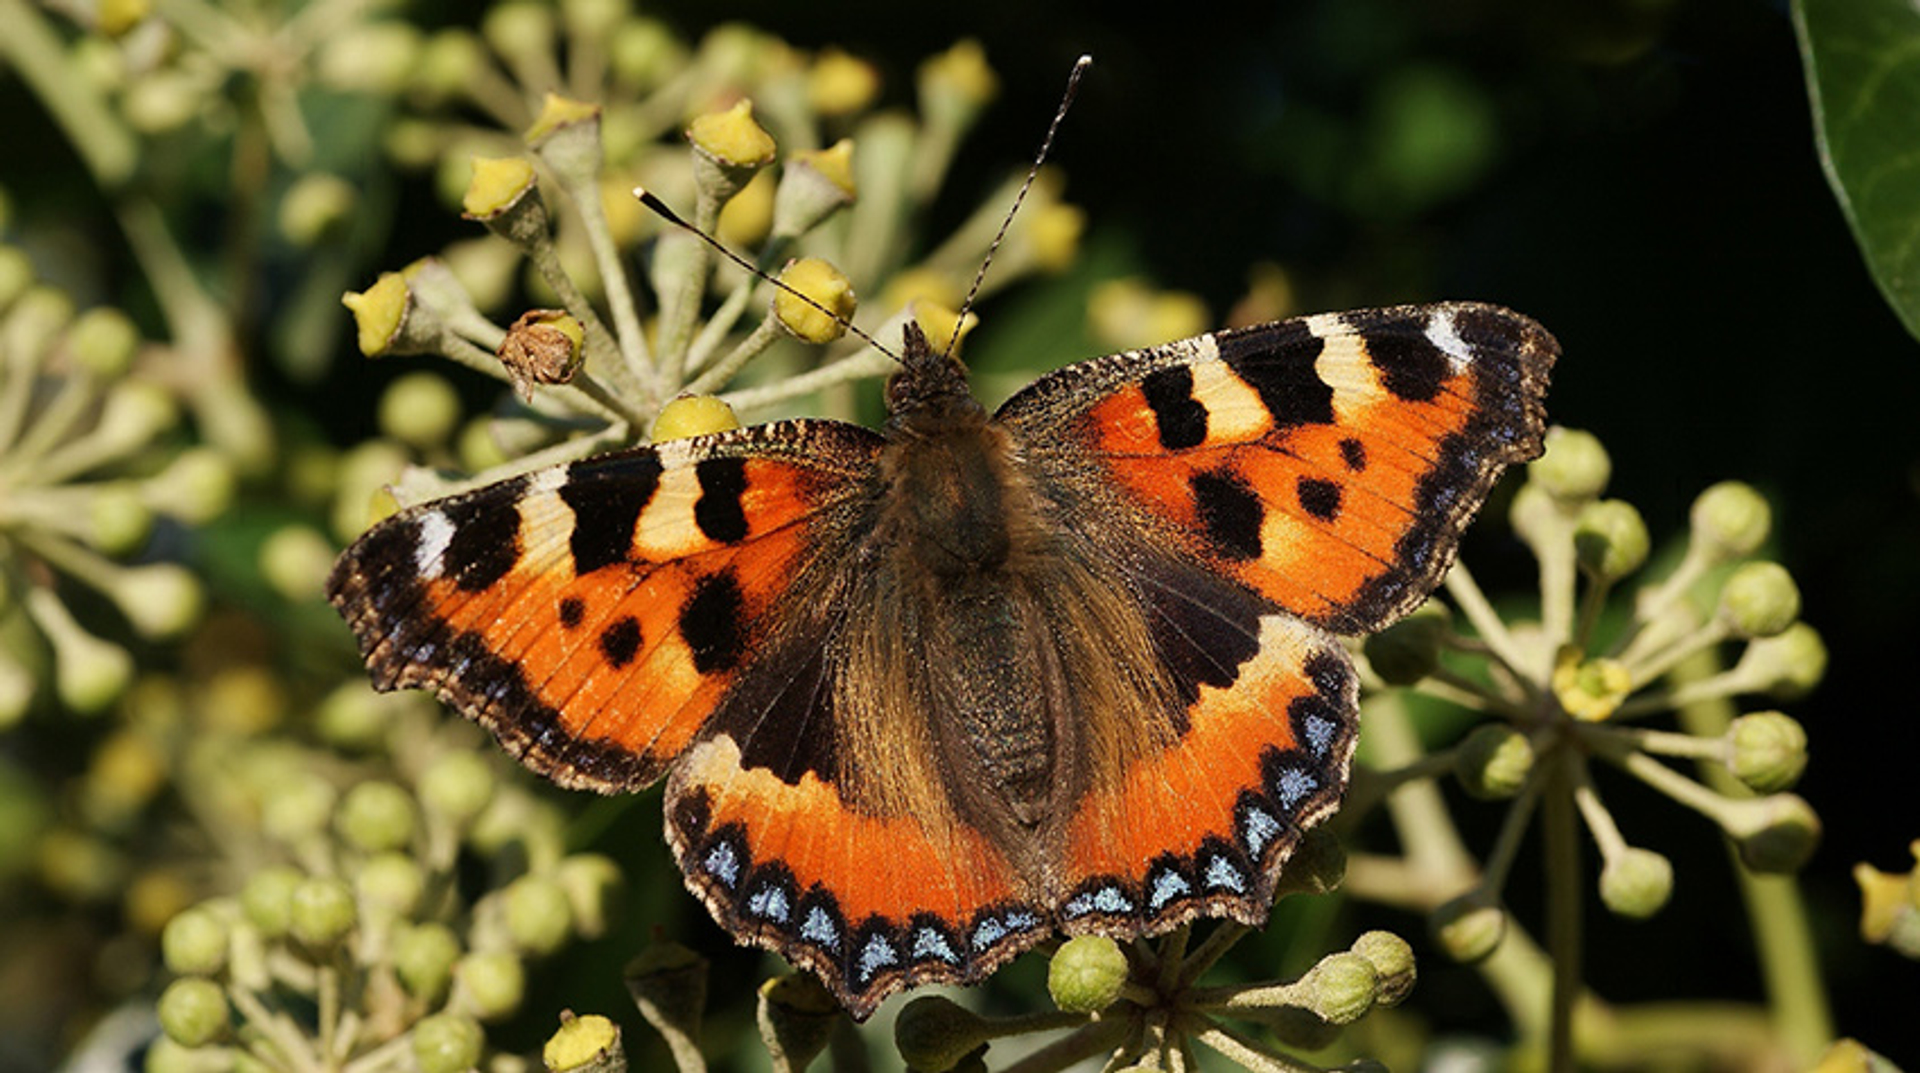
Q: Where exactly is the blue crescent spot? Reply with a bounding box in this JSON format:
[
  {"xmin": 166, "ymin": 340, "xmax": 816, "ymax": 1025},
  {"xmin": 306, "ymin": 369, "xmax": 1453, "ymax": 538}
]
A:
[
  {"xmin": 747, "ymin": 885, "xmax": 790, "ymax": 923},
  {"xmin": 1149, "ymin": 870, "xmax": 1193, "ymax": 910},
  {"xmin": 972, "ymin": 917, "xmax": 1008, "ymax": 948},
  {"xmin": 703, "ymin": 842, "xmax": 740, "ymax": 887},
  {"xmin": 857, "ymin": 934, "xmax": 899, "ymax": 980},
  {"xmin": 1242, "ymin": 805, "xmax": 1282, "ymax": 857},
  {"xmin": 800, "ymin": 906, "xmax": 839, "ymax": 950},
  {"xmin": 1302, "ymin": 714, "xmax": 1338, "ymax": 757},
  {"xmin": 1205, "ymin": 855, "xmax": 1246, "ymax": 892},
  {"xmin": 1274, "ymin": 767, "xmax": 1319, "ymax": 808},
  {"xmin": 912, "ymin": 927, "xmax": 959, "ymax": 964}
]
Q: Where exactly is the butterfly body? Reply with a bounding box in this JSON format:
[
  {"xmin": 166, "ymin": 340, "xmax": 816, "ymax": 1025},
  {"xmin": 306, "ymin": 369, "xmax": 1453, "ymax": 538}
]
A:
[{"xmin": 329, "ymin": 303, "xmax": 1556, "ymax": 1017}]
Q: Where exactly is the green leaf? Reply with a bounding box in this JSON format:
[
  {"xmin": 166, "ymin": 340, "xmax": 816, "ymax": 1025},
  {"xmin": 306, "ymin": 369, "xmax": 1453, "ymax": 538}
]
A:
[{"xmin": 1795, "ymin": 0, "xmax": 1920, "ymax": 344}]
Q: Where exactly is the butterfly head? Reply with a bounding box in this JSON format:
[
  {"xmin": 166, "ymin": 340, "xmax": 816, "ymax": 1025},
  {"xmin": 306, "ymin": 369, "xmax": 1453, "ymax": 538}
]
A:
[{"xmin": 884, "ymin": 320, "xmax": 986, "ymax": 437}]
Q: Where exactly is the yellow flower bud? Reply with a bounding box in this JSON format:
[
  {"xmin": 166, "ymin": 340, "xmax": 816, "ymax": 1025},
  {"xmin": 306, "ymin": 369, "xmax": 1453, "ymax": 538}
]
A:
[
  {"xmin": 651, "ymin": 396, "xmax": 741, "ymax": 442},
  {"xmin": 462, "ymin": 157, "xmax": 539, "ymax": 220},
  {"xmin": 341, "ymin": 273, "xmax": 411, "ymax": 357},
  {"xmin": 773, "ymin": 258, "xmax": 856, "ymax": 344},
  {"xmin": 809, "ymin": 48, "xmax": 880, "ymax": 116},
  {"xmin": 687, "ymin": 98, "xmax": 776, "ymax": 169}
]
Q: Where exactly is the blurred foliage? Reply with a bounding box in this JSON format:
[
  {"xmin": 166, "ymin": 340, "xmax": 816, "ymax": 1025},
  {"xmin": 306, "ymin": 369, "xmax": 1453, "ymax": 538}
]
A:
[
  {"xmin": 1795, "ymin": 0, "xmax": 1920, "ymax": 344},
  {"xmin": 1, "ymin": 0, "xmax": 1917, "ymax": 1071}
]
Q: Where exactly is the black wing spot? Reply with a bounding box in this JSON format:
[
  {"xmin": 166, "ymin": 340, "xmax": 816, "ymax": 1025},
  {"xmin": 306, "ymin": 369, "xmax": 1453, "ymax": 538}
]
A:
[
  {"xmin": 1368, "ymin": 329, "xmax": 1449, "ymax": 402},
  {"xmin": 680, "ymin": 571, "xmax": 748, "ymax": 674},
  {"xmin": 1219, "ymin": 322, "xmax": 1334, "ymax": 429},
  {"xmin": 1141, "ymin": 365, "xmax": 1208, "ymax": 450},
  {"xmin": 598, "ymin": 616, "xmax": 643, "ymax": 667},
  {"xmin": 1296, "ymin": 477, "xmax": 1343, "ymax": 522},
  {"xmin": 1339, "ymin": 437, "xmax": 1368, "ymax": 472},
  {"xmin": 441, "ymin": 477, "xmax": 527, "ymax": 592},
  {"xmin": 563, "ymin": 454, "xmax": 661, "ymax": 575},
  {"xmin": 1192, "ymin": 469, "xmax": 1264, "ymax": 562},
  {"xmin": 558, "ymin": 596, "xmax": 585, "ymax": 629},
  {"xmin": 695, "ymin": 457, "xmax": 751, "ymax": 543}
]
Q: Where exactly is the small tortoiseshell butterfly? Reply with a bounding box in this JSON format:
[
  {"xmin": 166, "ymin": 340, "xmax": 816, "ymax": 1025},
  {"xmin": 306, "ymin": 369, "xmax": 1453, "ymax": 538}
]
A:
[{"xmin": 327, "ymin": 299, "xmax": 1554, "ymax": 1017}]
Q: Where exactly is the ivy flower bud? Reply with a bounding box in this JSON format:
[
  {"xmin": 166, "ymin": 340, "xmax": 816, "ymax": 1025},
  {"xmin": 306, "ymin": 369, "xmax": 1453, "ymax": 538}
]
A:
[
  {"xmin": 114, "ymin": 563, "xmax": 205, "ymax": 640},
  {"xmin": 773, "ymin": 258, "xmax": 856, "ymax": 343},
  {"xmin": 624, "ymin": 940, "xmax": 707, "ymax": 1042},
  {"xmin": 652, "ymin": 395, "xmax": 741, "ymax": 442},
  {"xmin": 1296, "ymin": 951, "xmax": 1380, "ymax": 1024},
  {"xmin": 395, "ymin": 921, "xmax": 463, "ymax": 1003},
  {"xmin": 1573, "ymin": 499, "xmax": 1649, "ymax": 581},
  {"xmin": 1274, "ymin": 825, "xmax": 1348, "ymax": 898},
  {"xmin": 809, "ymin": 48, "xmax": 881, "ymax": 116},
  {"xmin": 716, "ymin": 170, "xmax": 776, "ymax": 247},
  {"xmin": 1363, "ymin": 601, "xmax": 1450, "ymax": 685},
  {"xmin": 557, "ymin": 854, "xmax": 624, "ymax": 939},
  {"xmin": 687, "ymin": 99, "xmax": 777, "ymax": 203},
  {"xmin": 1527, "ymin": 427, "xmax": 1610, "ymax": 503},
  {"xmin": 156, "ymin": 977, "xmax": 229, "ymax": 1048},
  {"xmin": 457, "ymin": 950, "xmax": 527, "ymax": 1021},
  {"xmin": 1349, "ymin": 930, "xmax": 1416, "ymax": 1007},
  {"xmin": 544, "ymin": 1012, "xmax": 624, "ymax": 1073},
  {"xmin": 1813, "ymin": 1039, "xmax": 1901, "ymax": 1073},
  {"xmin": 1721, "ymin": 793, "xmax": 1822, "ymax": 874},
  {"xmin": 757, "ymin": 973, "xmax": 839, "ymax": 1070},
  {"xmin": 1690, "ymin": 481, "xmax": 1771, "ymax": 563},
  {"xmin": 505, "ymin": 874, "xmax": 574, "ymax": 956},
  {"xmin": 893, "ymin": 994, "xmax": 991, "ymax": 1072},
  {"xmin": 1717, "ymin": 561, "xmax": 1800, "ymax": 638},
  {"xmin": 1733, "ymin": 622, "xmax": 1827, "ymax": 700},
  {"xmin": 335, "ymin": 780, "xmax": 418, "ymax": 854},
  {"xmin": 289, "ymin": 876, "xmax": 358, "ymax": 949},
  {"xmin": 1552, "ymin": 650, "xmax": 1632, "ymax": 722},
  {"xmin": 1431, "ymin": 891, "xmax": 1506, "ymax": 963},
  {"xmin": 87, "ymin": 483, "xmax": 153, "ymax": 556},
  {"xmin": 418, "ymin": 750, "xmax": 497, "ymax": 829},
  {"xmin": 240, "ymin": 865, "xmax": 304, "ymax": 939},
  {"xmin": 161, "ymin": 904, "xmax": 231, "ymax": 976},
  {"xmin": 1454, "ymin": 723, "xmax": 1534, "ymax": 799},
  {"xmin": 1048, "ymin": 934, "xmax": 1129, "ymax": 1013},
  {"xmin": 1727, "ymin": 711, "xmax": 1808, "ymax": 792},
  {"xmin": 279, "ymin": 173, "xmax": 358, "ymax": 246},
  {"xmin": 68, "ymin": 306, "xmax": 140, "ymax": 378},
  {"xmin": 378, "ymin": 372, "xmax": 463, "ymax": 451},
  {"xmin": 259, "ymin": 525, "xmax": 336, "ymax": 603},
  {"xmin": 773, "ymin": 140, "xmax": 856, "ymax": 238},
  {"xmin": 1599, "ymin": 847, "xmax": 1674, "ymax": 919},
  {"xmin": 1853, "ymin": 844, "xmax": 1920, "ymax": 958},
  {"xmin": 357, "ymin": 852, "xmax": 426, "ymax": 919},
  {"xmin": 464, "ymin": 157, "xmax": 539, "ymax": 222},
  {"xmin": 918, "ymin": 39, "xmax": 998, "ymax": 133},
  {"xmin": 609, "ymin": 18, "xmax": 684, "ymax": 87},
  {"xmin": 341, "ymin": 273, "xmax": 412, "ymax": 357},
  {"xmin": 45, "ymin": 607, "xmax": 133, "ymax": 714},
  {"xmin": 412, "ymin": 1012, "xmax": 486, "ymax": 1073},
  {"xmin": 413, "ymin": 30, "xmax": 485, "ymax": 103},
  {"xmin": 263, "ymin": 771, "xmax": 337, "ymax": 845}
]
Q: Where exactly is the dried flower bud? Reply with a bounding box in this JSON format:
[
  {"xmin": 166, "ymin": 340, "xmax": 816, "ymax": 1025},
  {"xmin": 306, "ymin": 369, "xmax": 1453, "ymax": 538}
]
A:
[{"xmin": 497, "ymin": 309, "xmax": 585, "ymax": 398}]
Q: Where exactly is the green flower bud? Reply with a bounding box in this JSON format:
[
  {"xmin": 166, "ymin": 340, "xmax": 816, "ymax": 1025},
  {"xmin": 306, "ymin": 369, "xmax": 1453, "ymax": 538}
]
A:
[
  {"xmin": 1363, "ymin": 602, "xmax": 1450, "ymax": 686},
  {"xmin": 377, "ymin": 371, "xmax": 463, "ymax": 451},
  {"xmin": 114, "ymin": 563, "xmax": 204, "ymax": 640},
  {"xmin": 773, "ymin": 258, "xmax": 856, "ymax": 343},
  {"xmin": 67, "ymin": 306, "xmax": 141, "ymax": 378},
  {"xmin": 263, "ymin": 771, "xmax": 338, "ymax": 845},
  {"xmin": 50, "ymin": 617, "xmax": 133, "ymax": 715},
  {"xmin": 893, "ymin": 994, "xmax": 990, "ymax": 1072},
  {"xmin": 1599, "ymin": 847, "xmax": 1674, "ymax": 919},
  {"xmin": 1717, "ymin": 561, "xmax": 1800, "ymax": 639},
  {"xmin": 8, "ymin": 284, "xmax": 75, "ymax": 361},
  {"xmin": 1454, "ymin": 724, "xmax": 1534, "ymax": 799},
  {"xmin": 1302, "ymin": 952, "xmax": 1381, "ymax": 1026},
  {"xmin": 918, "ymin": 39, "xmax": 998, "ymax": 135},
  {"xmin": 0, "ymin": 652, "xmax": 31, "ymax": 731},
  {"xmin": 314, "ymin": 682, "xmax": 406, "ymax": 752},
  {"xmin": 457, "ymin": 950, "xmax": 527, "ymax": 1021},
  {"xmin": 504, "ymin": 874, "xmax": 574, "ymax": 956},
  {"xmin": 543, "ymin": 1012, "xmax": 623, "ymax": 1073},
  {"xmin": 87, "ymin": 482, "xmax": 154, "ymax": 555},
  {"xmin": 0, "ymin": 246, "xmax": 34, "ymax": 310},
  {"xmin": 259, "ymin": 525, "xmax": 337, "ymax": 603},
  {"xmin": 1813, "ymin": 1039, "xmax": 1901, "ymax": 1073},
  {"xmin": 335, "ymin": 780, "xmax": 418, "ymax": 854},
  {"xmin": 1723, "ymin": 794, "xmax": 1821, "ymax": 874},
  {"xmin": 289, "ymin": 876, "xmax": 357, "ymax": 949},
  {"xmin": 1727, "ymin": 711, "xmax": 1808, "ymax": 793},
  {"xmin": 1528, "ymin": 427, "xmax": 1609, "ymax": 503},
  {"xmin": 156, "ymin": 977, "xmax": 229, "ymax": 1048},
  {"xmin": 315, "ymin": 23, "xmax": 419, "ymax": 95},
  {"xmin": 556, "ymin": 854, "xmax": 624, "ymax": 939},
  {"xmin": 624, "ymin": 941, "xmax": 707, "ymax": 1041},
  {"xmin": 144, "ymin": 447, "xmax": 237, "ymax": 526},
  {"xmin": 1349, "ymin": 930, "xmax": 1415, "ymax": 1007},
  {"xmin": 356, "ymin": 852, "xmax": 426, "ymax": 919},
  {"xmin": 240, "ymin": 865, "xmax": 304, "ymax": 939},
  {"xmin": 1431, "ymin": 892, "xmax": 1506, "ymax": 963},
  {"xmin": 278, "ymin": 173, "xmax": 358, "ymax": 246},
  {"xmin": 1273, "ymin": 825, "xmax": 1348, "ymax": 899},
  {"xmin": 418, "ymin": 750, "xmax": 497, "ymax": 828},
  {"xmin": 1733, "ymin": 622, "xmax": 1827, "ymax": 700},
  {"xmin": 1689, "ymin": 481, "xmax": 1771, "ymax": 563},
  {"xmin": 1573, "ymin": 499, "xmax": 1649, "ymax": 581},
  {"xmin": 394, "ymin": 921, "xmax": 463, "ymax": 1003},
  {"xmin": 756, "ymin": 973, "xmax": 839, "ymax": 1071},
  {"xmin": 1507, "ymin": 481, "xmax": 1564, "ymax": 555},
  {"xmin": 161, "ymin": 904, "xmax": 231, "ymax": 976},
  {"xmin": 482, "ymin": 2, "xmax": 556, "ymax": 71},
  {"xmin": 412, "ymin": 1012, "xmax": 486, "ymax": 1073},
  {"xmin": 1048, "ymin": 934, "xmax": 1129, "ymax": 1013},
  {"xmin": 609, "ymin": 18, "xmax": 683, "ymax": 87},
  {"xmin": 414, "ymin": 30, "xmax": 486, "ymax": 103}
]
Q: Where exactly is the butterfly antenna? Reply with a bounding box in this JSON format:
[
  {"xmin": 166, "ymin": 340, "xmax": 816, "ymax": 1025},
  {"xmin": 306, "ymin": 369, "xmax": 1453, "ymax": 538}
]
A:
[
  {"xmin": 944, "ymin": 53, "xmax": 1093, "ymax": 358},
  {"xmin": 633, "ymin": 187, "xmax": 899, "ymax": 361}
]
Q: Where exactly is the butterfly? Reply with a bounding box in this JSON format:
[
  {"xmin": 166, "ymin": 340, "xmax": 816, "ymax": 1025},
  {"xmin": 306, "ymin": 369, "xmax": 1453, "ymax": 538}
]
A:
[{"xmin": 327, "ymin": 302, "xmax": 1555, "ymax": 1018}]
